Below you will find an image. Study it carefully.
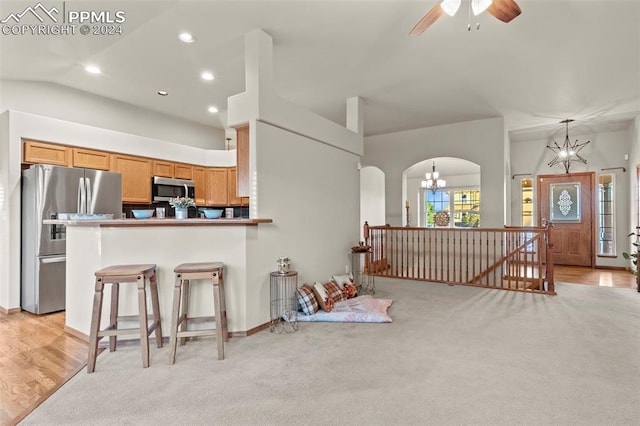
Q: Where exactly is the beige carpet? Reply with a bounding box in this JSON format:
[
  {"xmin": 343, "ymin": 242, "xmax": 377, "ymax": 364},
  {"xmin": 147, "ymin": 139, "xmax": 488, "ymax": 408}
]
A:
[{"xmin": 21, "ymin": 279, "xmax": 640, "ymax": 425}]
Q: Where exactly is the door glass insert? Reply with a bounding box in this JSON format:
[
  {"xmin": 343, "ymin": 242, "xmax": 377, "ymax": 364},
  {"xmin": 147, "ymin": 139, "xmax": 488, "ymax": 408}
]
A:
[
  {"xmin": 597, "ymin": 174, "xmax": 615, "ymax": 256},
  {"xmin": 550, "ymin": 183, "xmax": 581, "ymax": 222}
]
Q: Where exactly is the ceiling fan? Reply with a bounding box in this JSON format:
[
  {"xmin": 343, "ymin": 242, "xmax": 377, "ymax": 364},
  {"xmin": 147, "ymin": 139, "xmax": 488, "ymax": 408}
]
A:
[{"xmin": 409, "ymin": 0, "xmax": 522, "ymax": 36}]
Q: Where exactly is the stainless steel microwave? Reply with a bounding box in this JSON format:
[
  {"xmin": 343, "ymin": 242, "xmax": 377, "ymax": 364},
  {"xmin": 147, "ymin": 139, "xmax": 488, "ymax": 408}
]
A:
[{"xmin": 151, "ymin": 176, "xmax": 195, "ymax": 202}]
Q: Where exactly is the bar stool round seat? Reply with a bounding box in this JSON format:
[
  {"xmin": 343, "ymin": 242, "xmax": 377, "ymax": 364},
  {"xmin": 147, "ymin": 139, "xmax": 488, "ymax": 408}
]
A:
[
  {"xmin": 87, "ymin": 264, "xmax": 163, "ymax": 373},
  {"xmin": 169, "ymin": 262, "xmax": 228, "ymax": 363}
]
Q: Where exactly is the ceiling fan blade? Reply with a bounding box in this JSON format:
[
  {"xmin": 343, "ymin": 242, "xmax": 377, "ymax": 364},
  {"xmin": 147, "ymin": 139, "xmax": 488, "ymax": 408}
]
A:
[
  {"xmin": 409, "ymin": 3, "xmax": 445, "ymax": 36},
  {"xmin": 487, "ymin": 0, "xmax": 522, "ymax": 23}
]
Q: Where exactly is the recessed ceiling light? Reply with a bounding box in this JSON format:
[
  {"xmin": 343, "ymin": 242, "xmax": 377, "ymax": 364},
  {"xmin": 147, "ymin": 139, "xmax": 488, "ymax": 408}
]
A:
[
  {"xmin": 85, "ymin": 65, "xmax": 101, "ymax": 74},
  {"xmin": 201, "ymin": 71, "xmax": 214, "ymax": 81},
  {"xmin": 157, "ymin": 91, "xmax": 169, "ymax": 96},
  {"xmin": 178, "ymin": 32, "xmax": 196, "ymax": 43},
  {"xmin": 208, "ymin": 106, "xmax": 218, "ymax": 114}
]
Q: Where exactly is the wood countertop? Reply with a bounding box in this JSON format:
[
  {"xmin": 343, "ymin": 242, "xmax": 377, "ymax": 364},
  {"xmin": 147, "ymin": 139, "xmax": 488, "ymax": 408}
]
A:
[{"xmin": 43, "ymin": 218, "xmax": 273, "ymax": 227}]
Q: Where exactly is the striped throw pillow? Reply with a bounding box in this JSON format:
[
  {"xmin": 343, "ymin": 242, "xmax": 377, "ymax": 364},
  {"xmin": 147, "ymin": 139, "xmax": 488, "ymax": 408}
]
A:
[
  {"xmin": 323, "ymin": 281, "xmax": 344, "ymax": 303},
  {"xmin": 296, "ymin": 284, "xmax": 319, "ymax": 315}
]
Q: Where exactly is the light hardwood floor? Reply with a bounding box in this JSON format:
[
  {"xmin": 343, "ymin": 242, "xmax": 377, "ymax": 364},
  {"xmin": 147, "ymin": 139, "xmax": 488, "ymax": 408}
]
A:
[
  {"xmin": 0, "ymin": 311, "xmax": 87, "ymax": 426},
  {"xmin": 0, "ymin": 267, "xmax": 637, "ymax": 425},
  {"xmin": 554, "ymin": 265, "xmax": 638, "ymax": 288}
]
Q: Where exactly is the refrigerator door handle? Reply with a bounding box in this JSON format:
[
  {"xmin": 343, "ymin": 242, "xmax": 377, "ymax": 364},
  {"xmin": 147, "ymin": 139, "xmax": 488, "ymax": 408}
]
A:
[
  {"xmin": 40, "ymin": 256, "xmax": 66, "ymax": 264},
  {"xmin": 85, "ymin": 177, "xmax": 92, "ymax": 212},
  {"xmin": 38, "ymin": 166, "xmax": 46, "ymax": 207},
  {"xmin": 78, "ymin": 177, "xmax": 86, "ymax": 213}
]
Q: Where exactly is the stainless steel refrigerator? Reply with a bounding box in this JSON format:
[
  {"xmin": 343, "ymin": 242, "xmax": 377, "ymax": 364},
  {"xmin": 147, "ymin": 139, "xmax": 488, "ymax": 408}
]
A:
[{"xmin": 21, "ymin": 164, "xmax": 122, "ymax": 314}]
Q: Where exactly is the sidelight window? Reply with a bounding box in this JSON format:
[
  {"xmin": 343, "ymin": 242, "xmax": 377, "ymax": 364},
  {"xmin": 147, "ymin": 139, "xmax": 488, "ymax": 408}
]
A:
[
  {"xmin": 597, "ymin": 174, "xmax": 615, "ymax": 256},
  {"xmin": 521, "ymin": 178, "xmax": 534, "ymax": 226}
]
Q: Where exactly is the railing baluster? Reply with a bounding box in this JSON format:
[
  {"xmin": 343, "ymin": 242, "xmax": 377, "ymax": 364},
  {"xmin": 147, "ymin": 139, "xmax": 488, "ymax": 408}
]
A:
[{"xmin": 429, "ymin": 229, "xmax": 433, "ymax": 281}]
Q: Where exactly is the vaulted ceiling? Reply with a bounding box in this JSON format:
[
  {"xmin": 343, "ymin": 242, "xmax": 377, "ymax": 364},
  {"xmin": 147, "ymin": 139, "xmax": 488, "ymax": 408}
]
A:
[{"xmin": 1, "ymin": 0, "xmax": 639, "ymax": 140}]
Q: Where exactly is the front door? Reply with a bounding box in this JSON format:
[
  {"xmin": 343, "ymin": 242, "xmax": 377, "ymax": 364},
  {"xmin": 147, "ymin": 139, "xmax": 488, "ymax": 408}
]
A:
[{"xmin": 537, "ymin": 172, "xmax": 594, "ymax": 267}]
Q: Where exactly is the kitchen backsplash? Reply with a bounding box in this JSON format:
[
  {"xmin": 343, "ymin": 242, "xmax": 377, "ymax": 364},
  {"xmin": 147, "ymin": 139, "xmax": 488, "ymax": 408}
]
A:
[{"xmin": 122, "ymin": 203, "xmax": 249, "ymax": 219}]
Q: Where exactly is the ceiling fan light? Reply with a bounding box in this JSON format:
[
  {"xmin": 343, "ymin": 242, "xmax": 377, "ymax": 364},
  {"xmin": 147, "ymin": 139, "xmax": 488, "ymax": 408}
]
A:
[
  {"xmin": 471, "ymin": 0, "xmax": 492, "ymax": 16},
  {"xmin": 440, "ymin": 0, "xmax": 461, "ymax": 16}
]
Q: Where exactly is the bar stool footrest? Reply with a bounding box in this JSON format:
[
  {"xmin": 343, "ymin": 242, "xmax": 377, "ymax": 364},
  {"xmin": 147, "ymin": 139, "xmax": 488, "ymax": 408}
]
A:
[{"xmin": 176, "ymin": 329, "xmax": 218, "ymax": 339}]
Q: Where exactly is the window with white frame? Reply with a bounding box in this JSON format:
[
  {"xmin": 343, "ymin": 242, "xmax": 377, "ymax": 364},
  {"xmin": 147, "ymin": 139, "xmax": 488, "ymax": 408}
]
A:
[{"xmin": 424, "ymin": 188, "xmax": 480, "ymax": 227}]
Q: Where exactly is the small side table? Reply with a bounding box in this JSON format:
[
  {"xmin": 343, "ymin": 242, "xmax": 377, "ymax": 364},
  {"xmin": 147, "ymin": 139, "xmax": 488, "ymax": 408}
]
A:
[
  {"xmin": 270, "ymin": 271, "xmax": 299, "ymax": 333},
  {"xmin": 351, "ymin": 251, "xmax": 375, "ymax": 295}
]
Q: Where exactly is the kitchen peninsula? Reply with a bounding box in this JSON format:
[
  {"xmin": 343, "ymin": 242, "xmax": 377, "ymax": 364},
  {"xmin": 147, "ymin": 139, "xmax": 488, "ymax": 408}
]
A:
[{"xmin": 45, "ymin": 217, "xmax": 272, "ymax": 340}]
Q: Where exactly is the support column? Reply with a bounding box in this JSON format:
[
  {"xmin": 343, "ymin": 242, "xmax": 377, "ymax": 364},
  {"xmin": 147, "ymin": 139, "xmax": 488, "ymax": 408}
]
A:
[{"xmin": 346, "ymin": 96, "xmax": 364, "ymax": 136}]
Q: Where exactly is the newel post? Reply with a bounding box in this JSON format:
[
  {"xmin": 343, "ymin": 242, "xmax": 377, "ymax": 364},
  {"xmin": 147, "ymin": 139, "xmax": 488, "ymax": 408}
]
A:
[
  {"xmin": 363, "ymin": 221, "xmax": 370, "ymax": 246},
  {"xmin": 543, "ymin": 220, "xmax": 556, "ymax": 295}
]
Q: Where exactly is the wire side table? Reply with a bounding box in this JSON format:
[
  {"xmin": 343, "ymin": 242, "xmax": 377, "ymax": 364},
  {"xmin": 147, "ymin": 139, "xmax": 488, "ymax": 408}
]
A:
[
  {"xmin": 270, "ymin": 271, "xmax": 298, "ymax": 333},
  {"xmin": 351, "ymin": 251, "xmax": 375, "ymax": 295}
]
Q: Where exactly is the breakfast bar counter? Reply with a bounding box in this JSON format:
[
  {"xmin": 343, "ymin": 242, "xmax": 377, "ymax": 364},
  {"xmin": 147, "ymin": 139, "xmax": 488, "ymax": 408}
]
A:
[
  {"xmin": 45, "ymin": 218, "xmax": 272, "ymax": 227},
  {"xmin": 46, "ymin": 218, "xmax": 274, "ymax": 340}
]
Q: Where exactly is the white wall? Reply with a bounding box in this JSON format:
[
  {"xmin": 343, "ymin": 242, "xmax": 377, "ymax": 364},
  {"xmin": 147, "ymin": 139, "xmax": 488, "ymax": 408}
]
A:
[
  {"xmin": 510, "ymin": 126, "xmax": 632, "ymax": 268},
  {"xmin": 628, "ymin": 115, "xmax": 640, "ymax": 270},
  {"xmin": 0, "ymin": 80, "xmax": 224, "ymax": 149},
  {"xmin": 244, "ymin": 121, "xmax": 360, "ymax": 329},
  {"xmin": 0, "ymin": 111, "xmax": 12, "ymax": 310},
  {"xmin": 224, "ymin": 29, "xmax": 363, "ymax": 330},
  {"xmin": 363, "ymin": 118, "xmax": 506, "ymax": 227},
  {"xmin": 360, "ymin": 166, "xmax": 385, "ymax": 233}
]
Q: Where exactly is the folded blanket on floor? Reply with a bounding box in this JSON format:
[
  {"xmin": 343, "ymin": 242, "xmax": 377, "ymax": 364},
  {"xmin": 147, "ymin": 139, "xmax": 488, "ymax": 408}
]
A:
[{"xmin": 288, "ymin": 295, "xmax": 393, "ymax": 323}]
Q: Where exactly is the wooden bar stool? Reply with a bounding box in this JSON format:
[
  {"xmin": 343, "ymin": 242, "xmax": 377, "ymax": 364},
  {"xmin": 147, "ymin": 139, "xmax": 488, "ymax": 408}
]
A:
[
  {"xmin": 87, "ymin": 264, "xmax": 163, "ymax": 373},
  {"xmin": 169, "ymin": 262, "xmax": 227, "ymax": 363}
]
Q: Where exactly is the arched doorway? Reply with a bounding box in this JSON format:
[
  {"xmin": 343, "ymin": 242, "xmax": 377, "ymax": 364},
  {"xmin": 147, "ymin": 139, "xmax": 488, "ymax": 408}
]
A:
[{"xmin": 404, "ymin": 157, "xmax": 480, "ymax": 227}]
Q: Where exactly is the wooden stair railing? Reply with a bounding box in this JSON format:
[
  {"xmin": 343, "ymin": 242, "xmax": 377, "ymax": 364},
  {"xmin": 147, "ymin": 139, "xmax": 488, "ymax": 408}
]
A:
[
  {"xmin": 468, "ymin": 232, "xmax": 541, "ymax": 285},
  {"xmin": 363, "ymin": 221, "xmax": 555, "ymax": 295}
]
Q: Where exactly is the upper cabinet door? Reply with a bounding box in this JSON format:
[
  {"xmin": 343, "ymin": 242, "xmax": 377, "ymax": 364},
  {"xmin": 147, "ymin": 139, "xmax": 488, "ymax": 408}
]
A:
[
  {"xmin": 72, "ymin": 148, "xmax": 110, "ymax": 170},
  {"xmin": 205, "ymin": 168, "xmax": 228, "ymax": 206},
  {"xmin": 152, "ymin": 160, "xmax": 174, "ymax": 178},
  {"xmin": 227, "ymin": 167, "xmax": 242, "ymax": 206},
  {"xmin": 23, "ymin": 140, "xmax": 71, "ymax": 166},
  {"xmin": 236, "ymin": 125, "xmax": 249, "ymax": 197},
  {"xmin": 110, "ymin": 154, "xmax": 152, "ymax": 203},
  {"xmin": 193, "ymin": 166, "xmax": 206, "ymax": 206},
  {"xmin": 174, "ymin": 163, "xmax": 193, "ymax": 180}
]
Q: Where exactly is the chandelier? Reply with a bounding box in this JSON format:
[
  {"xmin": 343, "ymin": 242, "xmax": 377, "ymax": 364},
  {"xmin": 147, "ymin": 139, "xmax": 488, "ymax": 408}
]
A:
[
  {"xmin": 546, "ymin": 119, "xmax": 590, "ymax": 174},
  {"xmin": 421, "ymin": 162, "xmax": 446, "ymax": 194}
]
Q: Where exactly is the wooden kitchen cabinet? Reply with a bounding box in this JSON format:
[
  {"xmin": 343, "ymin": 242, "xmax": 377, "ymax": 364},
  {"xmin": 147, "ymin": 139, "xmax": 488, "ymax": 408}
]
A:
[
  {"xmin": 174, "ymin": 163, "xmax": 193, "ymax": 180},
  {"xmin": 152, "ymin": 160, "xmax": 174, "ymax": 178},
  {"xmin": 23, "ymin": 140, "xmax": 71, "ymax": 166},
  {"xmin": 205, "ymin": 168, "xmax": 228, "ymax": 206},
  {"xmin": 110, "ymin": 154, "xmax": 152, "ymax": 203},
  {"xmin": 236, "ymin": 125, "xmax": 249, "ymax": 197},
  {"xmin": 193, "ymin": 166, "xmax": 206, "ymax": 205},
  {"xmin": 72, "ymin": 147, "xmax": 110, "ymax": 170},
  {"xmin": 227, "ymin": 168, "xmax": 242, "ymax": 206}
]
